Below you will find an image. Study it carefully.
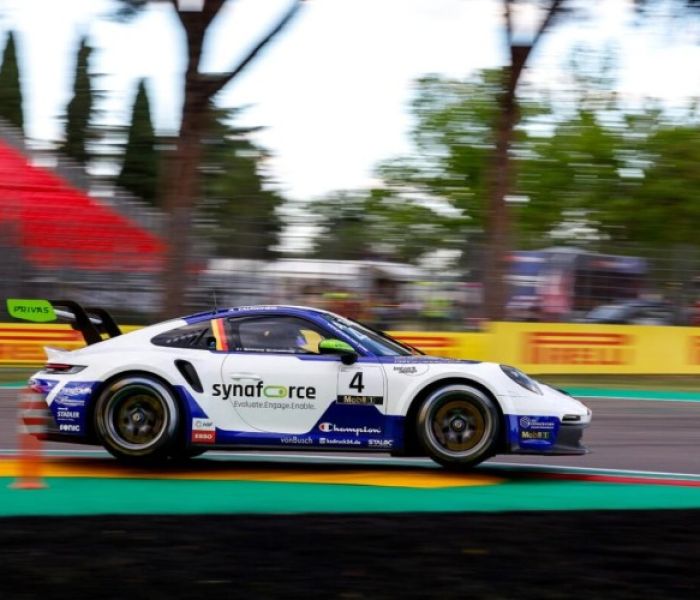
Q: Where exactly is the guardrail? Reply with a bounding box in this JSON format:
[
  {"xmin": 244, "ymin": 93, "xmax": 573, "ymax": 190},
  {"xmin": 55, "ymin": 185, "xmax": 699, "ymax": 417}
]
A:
[{"xmin": 2, "ymin": 322, "xmax": 700, "ymax": 375}]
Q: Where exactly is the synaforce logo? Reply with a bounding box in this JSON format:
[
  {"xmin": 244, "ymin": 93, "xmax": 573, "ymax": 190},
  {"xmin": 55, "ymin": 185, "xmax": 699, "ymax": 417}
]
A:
[
  {"xmin": 213, "ymin": 382, "xmax": 317, "ymax": 401},
  {"xmin": 524, "ymin": 332, "xmax": 631, "ymax": 365}
]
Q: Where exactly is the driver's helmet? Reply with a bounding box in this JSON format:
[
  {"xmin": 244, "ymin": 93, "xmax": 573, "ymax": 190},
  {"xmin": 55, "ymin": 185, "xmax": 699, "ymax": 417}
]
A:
[{"xmin": 270, "ymin": 322, "xmax": 305, "ymax": 351}]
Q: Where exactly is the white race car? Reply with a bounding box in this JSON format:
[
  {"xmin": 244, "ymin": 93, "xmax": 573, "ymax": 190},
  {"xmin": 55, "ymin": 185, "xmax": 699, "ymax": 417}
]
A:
[{"xmin": 26, "ymin": 302, "xmax": 591, "ymax": 469}]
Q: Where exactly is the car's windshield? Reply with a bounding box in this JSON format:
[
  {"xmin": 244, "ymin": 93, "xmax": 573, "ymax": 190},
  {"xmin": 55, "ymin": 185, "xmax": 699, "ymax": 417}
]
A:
[{"xmin": 321, "ymin": 314, "xmax": 419, "ymax": 356}]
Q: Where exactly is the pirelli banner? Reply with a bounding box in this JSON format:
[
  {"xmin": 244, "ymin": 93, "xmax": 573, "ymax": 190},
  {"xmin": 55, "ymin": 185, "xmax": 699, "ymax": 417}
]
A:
[
  {"xmin": 2, "ymin": 322, "xmax": 700, "ymax": 374},
  {"xmin": 395, "ymin": 324, "xmax": 700, "ymax": 375},
  {"xmin": 486, "ymin": 322, "xmax": 700, "ymax": 375},
  {"xmin": 390, "ymin": 331, "xmax": 489, "ymax": 362}
]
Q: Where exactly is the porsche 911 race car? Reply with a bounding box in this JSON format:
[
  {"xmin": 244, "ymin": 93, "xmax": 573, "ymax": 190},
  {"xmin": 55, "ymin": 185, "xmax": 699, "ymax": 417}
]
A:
[{"xmin": 25, "ymin": 301, "xmax": 591, "ymax": 469}]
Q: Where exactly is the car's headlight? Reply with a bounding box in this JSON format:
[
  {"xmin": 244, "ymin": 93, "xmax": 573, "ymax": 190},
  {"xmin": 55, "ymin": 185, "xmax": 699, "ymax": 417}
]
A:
[{"xmin": 500, "ymin": 365, "xmax": 542, "ymax": 395}]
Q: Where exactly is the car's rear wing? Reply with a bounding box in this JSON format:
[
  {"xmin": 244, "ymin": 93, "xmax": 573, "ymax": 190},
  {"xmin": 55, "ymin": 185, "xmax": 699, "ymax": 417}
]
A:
[
  {"xmin": 51, "ymin": 300, "xmax": 122, "ymax": 345},
  {"xmin": 6, "ymin": 298, "xmax": 122, "ymax": 346}
]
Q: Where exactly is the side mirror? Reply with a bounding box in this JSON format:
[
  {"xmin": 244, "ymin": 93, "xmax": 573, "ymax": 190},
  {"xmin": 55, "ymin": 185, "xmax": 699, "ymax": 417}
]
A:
[{"xmin": 318, "ymin": 338, "xmax": 358, "ymax": 365}]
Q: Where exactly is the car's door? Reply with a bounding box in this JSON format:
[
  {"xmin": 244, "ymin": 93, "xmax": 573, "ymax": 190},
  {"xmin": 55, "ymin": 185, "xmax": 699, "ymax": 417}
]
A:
[{"xmin": 218, "ymin": 315, "xmax": 343, "ymax": 434}]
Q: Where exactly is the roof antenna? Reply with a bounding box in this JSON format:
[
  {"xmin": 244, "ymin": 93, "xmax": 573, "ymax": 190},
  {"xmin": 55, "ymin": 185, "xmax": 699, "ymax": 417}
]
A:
[{"xmin": 212, "ymin": 289, "xmax": 219, "ymax": 312}]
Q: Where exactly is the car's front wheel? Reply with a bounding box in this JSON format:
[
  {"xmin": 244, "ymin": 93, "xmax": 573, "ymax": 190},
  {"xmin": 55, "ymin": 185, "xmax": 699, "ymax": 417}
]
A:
[
  {"xmin": 416, "ymin": 384, "xmax": 499, "ymax": 470},
  {"xmin": 94, "ymin": 375, "xmax": 179, "ymax": 463}
]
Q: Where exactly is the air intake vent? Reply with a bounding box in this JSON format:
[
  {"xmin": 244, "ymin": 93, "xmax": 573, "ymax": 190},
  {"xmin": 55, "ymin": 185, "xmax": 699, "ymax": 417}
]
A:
[
  {"xmin": 175, "ymin": 360, "xmax": 203, "ymax": 393},
  {"xmin": 562, "ymin": 414, "xmax": 581, "ymax": 422}
]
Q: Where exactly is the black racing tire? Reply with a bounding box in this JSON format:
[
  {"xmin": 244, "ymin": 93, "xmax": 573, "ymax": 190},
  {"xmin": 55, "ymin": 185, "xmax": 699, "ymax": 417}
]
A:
[
  {"xmin": 416, "ymin": 384, "xmax": 500, "ymax": 470},
  {"xmin": 94, "ymin": 375, "xmax": 180, "ymax": 463}
]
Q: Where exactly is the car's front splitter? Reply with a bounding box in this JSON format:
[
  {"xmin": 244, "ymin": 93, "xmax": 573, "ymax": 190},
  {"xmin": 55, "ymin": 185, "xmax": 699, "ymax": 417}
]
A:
[{"xmin": 506, "ymin": 415, "xmax": 589, "ymax": 455}]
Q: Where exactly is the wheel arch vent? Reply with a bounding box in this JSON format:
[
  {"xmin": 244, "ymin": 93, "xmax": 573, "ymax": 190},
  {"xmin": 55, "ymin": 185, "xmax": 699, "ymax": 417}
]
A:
[{"xmin": 174, "ymin": 360, "xmax": 203, "ymax": 394}]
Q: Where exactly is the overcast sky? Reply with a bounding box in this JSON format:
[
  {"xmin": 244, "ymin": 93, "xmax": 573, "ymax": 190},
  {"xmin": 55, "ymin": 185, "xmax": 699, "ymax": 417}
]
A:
[{"xmin": 0, "ymin": 0, "xmax": 699, "ymax": 201}]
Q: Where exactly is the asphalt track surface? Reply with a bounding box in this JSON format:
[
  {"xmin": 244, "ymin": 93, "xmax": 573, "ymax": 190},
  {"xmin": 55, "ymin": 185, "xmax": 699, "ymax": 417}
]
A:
[{"xmin": 2, "ymin": 389, "xmax": 700, "ymax": 474}]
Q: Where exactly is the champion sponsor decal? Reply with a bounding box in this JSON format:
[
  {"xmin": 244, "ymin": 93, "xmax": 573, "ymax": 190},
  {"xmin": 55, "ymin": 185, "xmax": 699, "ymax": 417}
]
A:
[{"xmin": 318, "ymin": 422, "xmax": 381, "ymax": 436}]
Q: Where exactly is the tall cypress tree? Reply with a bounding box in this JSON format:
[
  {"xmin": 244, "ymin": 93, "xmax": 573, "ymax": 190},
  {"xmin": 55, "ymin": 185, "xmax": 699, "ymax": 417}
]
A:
[
  {"xmin": 116, "ymin": 79, "xmax": 159, "ymax": 205},
  {"xmin": 62, "ymin": 38, "xmax": 93, "ymax": 165},
  {"xmin": 0, "ymin": 32, "xmax": 25, "ymax": 133}
]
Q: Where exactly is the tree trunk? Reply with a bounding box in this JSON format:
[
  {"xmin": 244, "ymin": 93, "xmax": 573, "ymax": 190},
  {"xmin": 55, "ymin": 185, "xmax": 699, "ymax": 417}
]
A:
[
  {"xmin": 154, "ymin": 0, "xmax": 306, "ymax": 318},
  {"xmin": 161, "ymin": 94, "xmax": 207, "ymax": 319},
  {"xmin": 483, "ymin": 70, "xmax": 518, "ymax": 322},
  {"xmin": 481, "ymin": 0, "xmax": 562, "ymax": 322}
]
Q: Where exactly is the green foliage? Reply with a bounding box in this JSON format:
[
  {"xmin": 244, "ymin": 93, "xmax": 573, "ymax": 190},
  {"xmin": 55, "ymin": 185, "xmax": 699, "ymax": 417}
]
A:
[
  {"xmin": 198, "ymin": 107, "xmax": 283, "ymax": 259},
  {"xmin": 313, "ymin": 66, "xmax": 700, "ymax": 262},
  {"xmin": 312, "ymin": 187, "xmax": 472, "ymax": 263},
  {"xmin": 116, "ymin": 80, "xmax": 159, "ymax": 204},
  {"xmin": 0, "ymin": 32, "xmax": 24, "ymax": 133},
  {"xmin": 517, "ymin": 106, "xmax": 700, "ymax": 249},
  {"xmin": 607, "ymin": 122, "xmax": 700, "ymax": 246},
  {"xmin": 310, "ymin": 71, "xmax": 520, "ymax": 262},
  {"xmin": 62, "ymin": 38, "xmax": 94, "ymax": 165},
  {"xmin": 516, "ymin": 109, "xmax": 625, "ymax": 244}
]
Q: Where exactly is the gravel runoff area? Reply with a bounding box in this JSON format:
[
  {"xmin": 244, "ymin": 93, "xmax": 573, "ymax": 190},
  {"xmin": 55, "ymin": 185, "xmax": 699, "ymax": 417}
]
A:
[{"xmin": 0, "ymin": 511, "xmax": 698, "ymax": 599}]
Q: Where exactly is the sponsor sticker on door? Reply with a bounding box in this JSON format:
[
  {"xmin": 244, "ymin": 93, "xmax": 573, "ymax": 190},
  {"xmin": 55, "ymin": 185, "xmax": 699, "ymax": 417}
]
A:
[{"xmin": 191, "ymin": 418, "xmax": 216, "ymax": 444}]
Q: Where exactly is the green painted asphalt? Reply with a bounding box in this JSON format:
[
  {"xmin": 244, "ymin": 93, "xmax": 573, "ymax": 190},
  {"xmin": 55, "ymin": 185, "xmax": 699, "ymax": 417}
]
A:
[
  {"xmin": 0, "ymin": 382, "xmax": 27, "ymax": 389},
  {"xmin": 2, "ymin": 476, "xmax": 700, "ymax": 516},
  {"xmin": 565, "ymin": 387, "xmax": 700, "ymax": 402}
]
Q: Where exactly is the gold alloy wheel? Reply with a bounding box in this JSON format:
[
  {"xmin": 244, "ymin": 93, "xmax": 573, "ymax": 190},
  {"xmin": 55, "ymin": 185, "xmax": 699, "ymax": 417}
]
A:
[
  {"xmin": 417, "ymin": 384, "xmax": 499, "ymax": 468},
  {"xmin": 430, "ymin": 397, "xmax": 486, "ymax": 453}
]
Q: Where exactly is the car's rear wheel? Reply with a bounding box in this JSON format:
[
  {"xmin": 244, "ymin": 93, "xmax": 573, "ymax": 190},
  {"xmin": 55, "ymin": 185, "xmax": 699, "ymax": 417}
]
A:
[
  {"xmin": 416, "ymin": 384, "xmax": 499, "ymax": 470},
  {"xmin": 94, "ymin": 375, "xmax": 179, "ymax": 463}
]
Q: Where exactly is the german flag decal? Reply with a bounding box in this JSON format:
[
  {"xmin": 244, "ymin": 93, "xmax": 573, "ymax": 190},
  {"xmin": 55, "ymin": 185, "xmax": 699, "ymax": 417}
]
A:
[{"xmin": 212, "ymin": 318, "xmax": 229, "ymax": 351}]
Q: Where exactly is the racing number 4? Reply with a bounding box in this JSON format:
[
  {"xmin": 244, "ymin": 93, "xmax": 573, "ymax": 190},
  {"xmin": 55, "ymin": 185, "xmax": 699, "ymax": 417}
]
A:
[{"xmin": 349, "ymin": 372, "xmax": 365, "ymax": 393}]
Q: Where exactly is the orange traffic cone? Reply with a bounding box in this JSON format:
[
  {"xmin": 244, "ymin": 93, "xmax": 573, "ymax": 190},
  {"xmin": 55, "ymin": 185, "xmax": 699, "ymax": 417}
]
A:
[{"xmin": 10, "ymin": 389, "xmax": 47, "ymax": 490}]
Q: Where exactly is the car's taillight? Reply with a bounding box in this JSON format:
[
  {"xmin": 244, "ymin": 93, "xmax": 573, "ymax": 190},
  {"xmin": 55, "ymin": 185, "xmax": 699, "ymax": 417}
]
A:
[{"xmin": 42, "ymin": 363, "xmax": 86, "ymax": 374}]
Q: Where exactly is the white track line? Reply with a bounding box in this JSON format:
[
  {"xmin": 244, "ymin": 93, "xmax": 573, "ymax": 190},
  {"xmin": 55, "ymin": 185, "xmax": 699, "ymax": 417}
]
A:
[{"xmin": 487, "ymin": 461, "xmax": 700, "ymax": 480}]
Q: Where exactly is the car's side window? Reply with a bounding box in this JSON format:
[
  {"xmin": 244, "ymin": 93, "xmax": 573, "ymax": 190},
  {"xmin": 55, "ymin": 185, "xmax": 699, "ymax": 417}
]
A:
[
  {"xmin": 151, "ymin": 322, "xmax": 215, "ymax": 350},
  {"xmin": 227, "ymin": 316, "xmax": 328, "ymax": 354}
]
